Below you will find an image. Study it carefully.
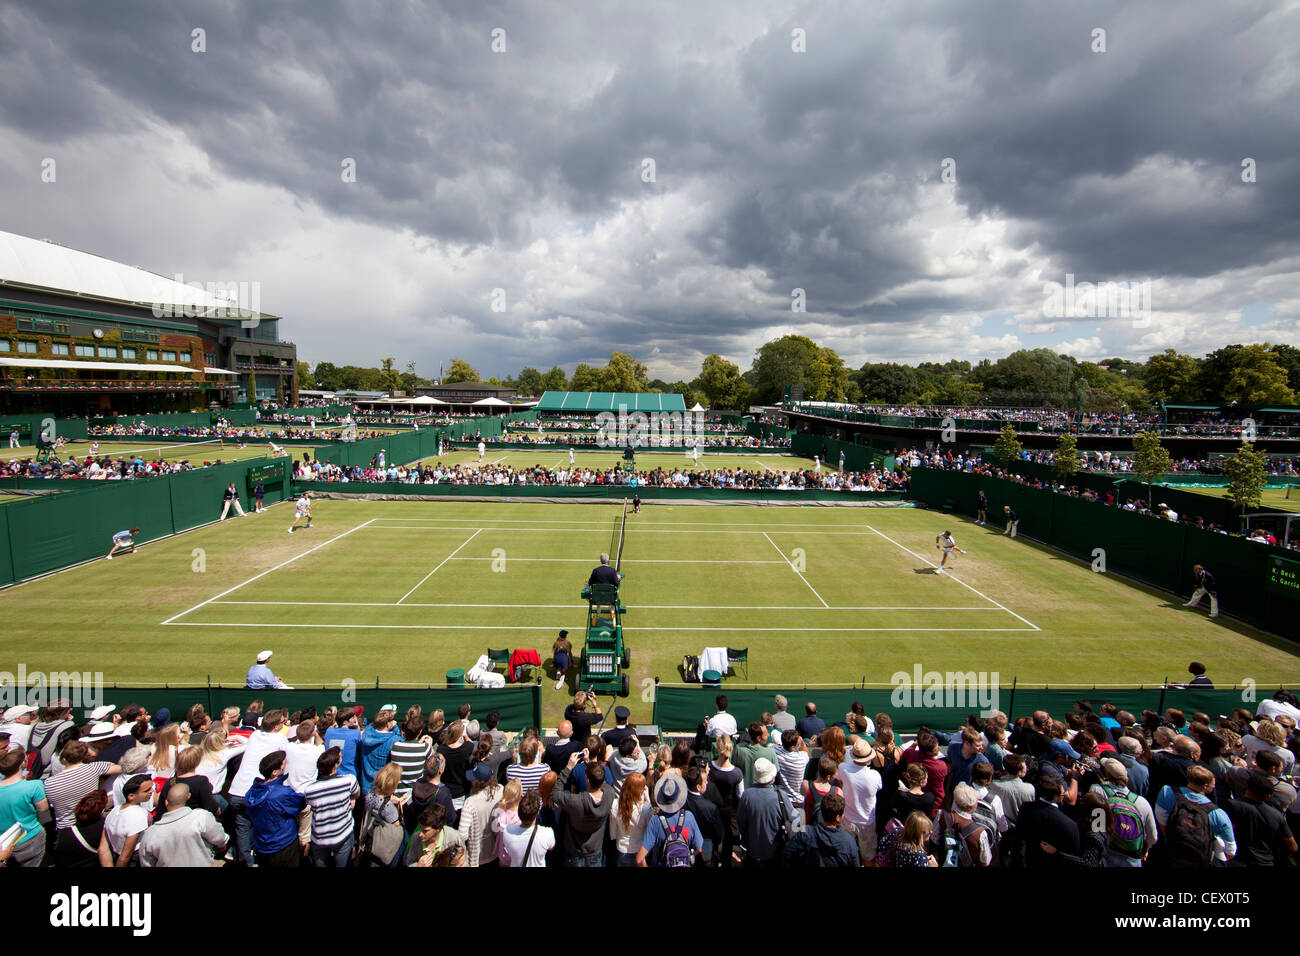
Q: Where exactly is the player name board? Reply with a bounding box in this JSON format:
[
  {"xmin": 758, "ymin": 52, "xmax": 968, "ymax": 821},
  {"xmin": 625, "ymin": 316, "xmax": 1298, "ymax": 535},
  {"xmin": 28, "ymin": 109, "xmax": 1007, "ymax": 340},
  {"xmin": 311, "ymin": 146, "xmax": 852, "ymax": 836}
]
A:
[
  {"xmin": 247, "ymin": 460, "xmax": 286, "ymax": 485},
  {"xmin": 1265, "ymin": 555, "xmax": 1300, "ymax": 599}
]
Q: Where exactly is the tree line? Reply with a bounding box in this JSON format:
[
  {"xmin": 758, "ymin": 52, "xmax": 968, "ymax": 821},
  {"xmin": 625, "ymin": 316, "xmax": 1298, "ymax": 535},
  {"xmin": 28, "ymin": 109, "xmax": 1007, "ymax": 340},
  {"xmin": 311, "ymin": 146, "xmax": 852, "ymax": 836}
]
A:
[{"xmin": 295, "ymin": 339, "xmax": 1300, "ymax": 411}]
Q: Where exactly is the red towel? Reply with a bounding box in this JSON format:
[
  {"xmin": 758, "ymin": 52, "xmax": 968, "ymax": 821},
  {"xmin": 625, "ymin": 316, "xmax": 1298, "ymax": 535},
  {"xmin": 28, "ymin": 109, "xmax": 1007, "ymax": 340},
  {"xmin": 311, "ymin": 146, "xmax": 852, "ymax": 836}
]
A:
[{"xmin": 508, "ymin": 648, "xmax": 541, "ymax": 683}]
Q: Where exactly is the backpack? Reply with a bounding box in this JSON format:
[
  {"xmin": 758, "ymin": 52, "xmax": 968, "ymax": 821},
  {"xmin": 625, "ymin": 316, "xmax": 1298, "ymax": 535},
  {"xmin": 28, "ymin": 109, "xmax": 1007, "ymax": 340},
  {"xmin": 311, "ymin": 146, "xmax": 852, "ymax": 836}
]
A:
[
  {"xmin": 775, "ymin": 788, "xmax": 806, "ymax": 844},
  {"xmin": 873, "ymin": 817, "xmax": 905, "ymax": 868},
  {"xmin": 937, "ymin": 818, "xmax": 985, "ymax": 868},
  {"xmin": 24, "ymin": 721, "xmax": 66, "ymax": 779},
  {"xmin": 1099, "ymin": 784, "xmax": 1146, "ymax": 858},
  {"xmin": 970, "ymin": 793, "xmax": 1001, "ymax": 849},
  {"xmin": 1165, "ymin": 792, "xmax": 1214, "ymax": 867},
  {"xmin": 682, "ymin": 655, "xmax": 701, "ymax": 683},
  {"xmin": 661, "ymin": 810, "xmax": 694, "ymax": 868}
]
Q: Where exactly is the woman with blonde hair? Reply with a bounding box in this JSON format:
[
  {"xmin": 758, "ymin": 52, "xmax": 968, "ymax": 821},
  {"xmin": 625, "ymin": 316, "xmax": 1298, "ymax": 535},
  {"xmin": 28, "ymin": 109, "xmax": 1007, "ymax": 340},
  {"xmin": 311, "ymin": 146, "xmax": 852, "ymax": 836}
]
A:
[
  {"xmin": 609, "ymin": 771, "xmax": 652, "ymax": 866},
  {"xmin": 195, "ymin": 728, "xmax": 244, "ymax": 798},
  {"xmin": 146, "ymin": 723, "xmax": 185, "ymax": 781},
  {"xmin": 490, "ymin": 780, "xmax": 523, "ymax": 865},
  {"xmin": 647, "ymin": 743, "xmax": 673, "ymax": 791},
  {"xmin": 426, "ymin": 709, "xmax": 446, "ymax": 745},
  {"xmin": 877, "ymin": 810, "xmax": 936, "ymax": 868}
]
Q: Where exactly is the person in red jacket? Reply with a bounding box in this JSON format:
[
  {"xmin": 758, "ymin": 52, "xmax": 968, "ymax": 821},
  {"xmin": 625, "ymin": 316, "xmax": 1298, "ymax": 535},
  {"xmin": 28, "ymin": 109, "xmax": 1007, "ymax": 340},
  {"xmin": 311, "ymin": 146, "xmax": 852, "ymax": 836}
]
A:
[{"xmin": 899, "ymin": 732, "xmax": 948, "ymax": 816}]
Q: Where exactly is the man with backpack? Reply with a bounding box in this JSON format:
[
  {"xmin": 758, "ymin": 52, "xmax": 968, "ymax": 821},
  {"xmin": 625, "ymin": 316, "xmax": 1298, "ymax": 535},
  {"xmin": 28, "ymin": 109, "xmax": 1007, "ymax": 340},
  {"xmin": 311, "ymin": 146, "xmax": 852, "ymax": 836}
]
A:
[
  {"xmin": 1154, "ymin": 765, "xmax": 1237, "ymax": 866},
  {"xmin": 936, "ymin": 784, "xmax": 993, "ymax": 867},
  {"xmin": 1088, "ymin": 758, "xmax": 1157, "ymax": 867},
  {"xmin": 26, "ymin": 701, "xmax": 74, "ymax": 778},
  {"xmin": 636, "ymin": 774, "xmax": 703, "ymax": 867},
  {"xmin": 736, "ymin": 757, "xmax": 799, "ymax": 867}
]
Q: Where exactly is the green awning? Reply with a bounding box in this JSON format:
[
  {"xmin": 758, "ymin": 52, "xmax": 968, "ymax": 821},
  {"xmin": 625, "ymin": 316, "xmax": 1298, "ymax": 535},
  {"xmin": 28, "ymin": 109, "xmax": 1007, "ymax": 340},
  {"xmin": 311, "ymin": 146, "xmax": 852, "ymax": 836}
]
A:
[{"xmin": 536, "ymin": 391, "xmax": 687, "ymax": 412}]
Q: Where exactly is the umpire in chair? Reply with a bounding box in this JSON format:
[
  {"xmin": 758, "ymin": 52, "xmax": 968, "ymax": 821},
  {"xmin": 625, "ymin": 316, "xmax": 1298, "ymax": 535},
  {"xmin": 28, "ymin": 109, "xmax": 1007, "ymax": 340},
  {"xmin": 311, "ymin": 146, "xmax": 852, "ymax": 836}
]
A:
[{"xmin": 588, "ymin": 553, "xmax": 623, "ymax": 588}]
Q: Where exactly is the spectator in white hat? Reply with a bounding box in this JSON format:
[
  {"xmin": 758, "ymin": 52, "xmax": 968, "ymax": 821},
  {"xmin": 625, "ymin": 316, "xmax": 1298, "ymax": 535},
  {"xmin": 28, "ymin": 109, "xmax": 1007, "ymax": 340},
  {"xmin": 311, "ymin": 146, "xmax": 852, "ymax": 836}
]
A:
[
  {"xmin": 735, "ymin": 757, "xmax": 792, "ymax": 867},
  {"xmin": 0, "ymin": 705, "xmax": 38, "ymax": 751},
  {"xmin": 245, "ymin": 650, "xmax": 285, "ymax": 690}
]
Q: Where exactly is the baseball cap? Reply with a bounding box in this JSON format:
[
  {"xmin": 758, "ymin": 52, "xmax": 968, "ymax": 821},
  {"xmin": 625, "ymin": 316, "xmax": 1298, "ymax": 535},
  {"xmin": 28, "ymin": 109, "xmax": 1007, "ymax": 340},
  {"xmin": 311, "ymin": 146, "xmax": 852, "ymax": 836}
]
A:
[
  {"xmin": 1050, "ymin": 739, "xmax": 1082, "ymax": 760},
  {"xmin": 256, "ymin": 650, "xmax": 273, "ymax": 663},
  {"xmin": 150, "ymin": 708, "xmax": 171, "ymax": 729},
  {"xmin": 2, "ymin": 705, "xmax": 36, "ymax": 722},
  {"xmin": 379, "ymin": 703, "xmax": 396, "ymax": 713}
]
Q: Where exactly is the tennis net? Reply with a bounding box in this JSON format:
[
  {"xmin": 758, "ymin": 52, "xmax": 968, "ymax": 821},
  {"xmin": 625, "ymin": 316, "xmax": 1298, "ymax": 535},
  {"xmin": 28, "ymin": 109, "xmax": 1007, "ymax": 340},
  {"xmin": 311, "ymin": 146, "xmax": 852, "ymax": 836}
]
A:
[{"xmin": 615, "ymin": 497, "xmax": 628, "ymax": 572}]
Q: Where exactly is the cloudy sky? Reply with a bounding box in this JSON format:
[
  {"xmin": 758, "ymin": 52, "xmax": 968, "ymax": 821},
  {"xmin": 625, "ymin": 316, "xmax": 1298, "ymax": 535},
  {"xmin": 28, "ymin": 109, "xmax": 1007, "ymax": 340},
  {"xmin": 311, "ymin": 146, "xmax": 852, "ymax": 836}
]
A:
[{"xmin": 1, "ymin": 0, "xmax": 1297, "ymax": 382}]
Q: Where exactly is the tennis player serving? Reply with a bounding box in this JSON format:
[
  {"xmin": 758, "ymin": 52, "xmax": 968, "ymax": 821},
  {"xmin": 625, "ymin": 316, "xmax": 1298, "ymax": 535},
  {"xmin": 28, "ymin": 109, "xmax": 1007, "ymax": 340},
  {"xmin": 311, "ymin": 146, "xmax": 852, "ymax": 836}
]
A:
[{"xmin": 935, "ymin": 530, "xmax": 966, "ymax": 574}]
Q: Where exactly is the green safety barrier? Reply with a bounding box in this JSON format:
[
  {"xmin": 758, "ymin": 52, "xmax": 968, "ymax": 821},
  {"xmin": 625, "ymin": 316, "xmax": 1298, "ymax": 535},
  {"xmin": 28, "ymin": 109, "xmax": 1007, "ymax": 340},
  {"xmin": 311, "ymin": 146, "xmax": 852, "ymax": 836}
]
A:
[
  {"xmin": 0, "ymin": 415, "xmax": 90, "ymax": 444},
  {"xmin": 910, "ymin": 468, "xmax": 1298, "ymax": 638},
  {"xmin": 651, "ymin": 684, "xmax": 1284, "ymax": 734},
  {"xmin": 791, "ymin": 432, "xmax": 894, "ymax": 472},
  {"xmin": 444, "ymin": 440, "xmax": 793, "ymax": 455},
  {"xmin": 74, "ymin": 684, "xmax": 542, "ymax": 731},
  {"xmin": 294, "ymin": 480, "xmax": 907, "ymax": 504},
  {"xmin": 0, "ymin": 456, "xmax": 289, "ymax": 586}
]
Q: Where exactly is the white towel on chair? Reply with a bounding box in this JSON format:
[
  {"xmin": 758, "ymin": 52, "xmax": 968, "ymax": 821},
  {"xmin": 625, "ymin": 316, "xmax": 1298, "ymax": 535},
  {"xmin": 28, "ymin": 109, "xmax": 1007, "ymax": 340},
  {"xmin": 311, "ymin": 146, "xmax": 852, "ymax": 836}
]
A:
[{"xmin": 467, "ymin": 655, "xmax": 505, "ymax": 688}]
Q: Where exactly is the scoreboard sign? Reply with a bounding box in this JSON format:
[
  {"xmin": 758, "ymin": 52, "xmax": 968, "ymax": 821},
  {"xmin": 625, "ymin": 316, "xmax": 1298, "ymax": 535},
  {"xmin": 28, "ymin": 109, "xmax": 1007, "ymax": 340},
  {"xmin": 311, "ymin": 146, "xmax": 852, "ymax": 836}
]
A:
[
  {"xmin": 1266, "ymin": 555, "xmax": 1300, "ymax": 599},
  {"xmin": 247, "ymin": 460, "xmax": 286, "ymax": 487}
]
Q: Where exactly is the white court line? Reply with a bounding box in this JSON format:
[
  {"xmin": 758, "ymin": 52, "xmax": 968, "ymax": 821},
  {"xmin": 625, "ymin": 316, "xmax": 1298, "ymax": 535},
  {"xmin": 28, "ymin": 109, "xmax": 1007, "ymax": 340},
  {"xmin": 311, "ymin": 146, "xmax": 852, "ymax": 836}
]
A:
[
  {"xmin": 361, "ymin": 525, "xmax": 884, "ymax": 535},
  {"xmin": 356, "ymin": 518, "xmax": 872, "ymax": 528},
  {"xmin": 395, "ymin": 528, "xmax": 482, "ymax": 604},
  {"xmin": 164, "ymin": 622, "xmax": 1037, "ymax": 632},
  {"xmin": 754, "ymin": 460, "xmax": 773, "ymax": 471},
  {"xmin": 763, "ymin": 532, "xmax": 830, "ymax": 608},
  {"xmin": 446, "ymin": 557, "xmax": 787, "ymax": 564},
  {"xmin": 864, "ymin": 523, "xmax": 1041, "ymax": 631},
  {"xmin": 159, "ymin": 517, "xmax": 377, "ymax": 625},
  {"xmin": 210, "ymin": 601, "xmax": 1002, "ymax": 610}
]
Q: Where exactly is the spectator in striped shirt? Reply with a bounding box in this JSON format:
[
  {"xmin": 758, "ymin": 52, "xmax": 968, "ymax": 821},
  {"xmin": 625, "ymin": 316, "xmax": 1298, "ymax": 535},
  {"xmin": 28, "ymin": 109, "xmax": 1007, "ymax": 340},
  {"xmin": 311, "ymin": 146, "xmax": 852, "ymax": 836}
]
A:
[
  {"xmin": 302, "ymin": 749, "xmax": 359, "ymax": 868},
  {"xmin": 507, "ymin": 736, "xmax": 549, "ymax": 792},
  {"xmin": 44, "ymin": 740, "xmax": 121, "ymax": 831},
  {"xmin": 774, "ymin": 730, "xmax": 810, "ymax": 808},
  {"xmin": 390, "ymin": 716, "xmax": 434, "ymax": 797}
]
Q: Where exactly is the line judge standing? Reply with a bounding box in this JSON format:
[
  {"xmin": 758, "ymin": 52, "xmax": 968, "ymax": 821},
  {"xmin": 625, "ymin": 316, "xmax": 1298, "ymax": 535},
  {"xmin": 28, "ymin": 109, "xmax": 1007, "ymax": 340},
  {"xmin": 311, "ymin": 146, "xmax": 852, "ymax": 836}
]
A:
[{"xmin": 1183, "ymin": 564, "xmax": 1219, "ymax": 618}]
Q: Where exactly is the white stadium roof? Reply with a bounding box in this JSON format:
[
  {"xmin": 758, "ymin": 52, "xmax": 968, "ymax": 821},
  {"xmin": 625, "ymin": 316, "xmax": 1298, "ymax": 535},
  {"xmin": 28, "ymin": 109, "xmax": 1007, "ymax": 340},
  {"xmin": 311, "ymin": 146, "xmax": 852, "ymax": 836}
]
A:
[
  {"xmin": 0, "ymin": 356, "xmax": 197, "ymax": 374},
  {"xmin": 0, "ymin": 230, "xmax": 274, "ymax": 316}
]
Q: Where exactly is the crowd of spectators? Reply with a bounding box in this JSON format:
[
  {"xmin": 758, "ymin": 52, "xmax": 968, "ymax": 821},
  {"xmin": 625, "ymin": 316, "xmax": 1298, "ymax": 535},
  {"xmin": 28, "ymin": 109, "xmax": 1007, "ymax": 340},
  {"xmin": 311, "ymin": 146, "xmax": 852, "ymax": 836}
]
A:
[
  {"xmin": 294, "ymin": 458, "xmax": 910, "ymax": 493},
  {"xmin": 4, "ymin": 451, "xmax": 228, "ymax": 480},
  {"xmin": 87, "ymin": 424, "xmax": 390, "ymax": 442},
  {"xmin": 3, "ymin": 685, "xmax": 1296, "ymax": 868}
]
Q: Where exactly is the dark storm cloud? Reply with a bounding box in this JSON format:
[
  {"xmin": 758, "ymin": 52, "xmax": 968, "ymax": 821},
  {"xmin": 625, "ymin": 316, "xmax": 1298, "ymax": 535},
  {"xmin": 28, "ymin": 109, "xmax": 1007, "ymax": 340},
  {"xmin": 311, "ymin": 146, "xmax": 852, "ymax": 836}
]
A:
[{"xmin": 0, "ymin": 0, "xmax": 1296, "ymax": 376}]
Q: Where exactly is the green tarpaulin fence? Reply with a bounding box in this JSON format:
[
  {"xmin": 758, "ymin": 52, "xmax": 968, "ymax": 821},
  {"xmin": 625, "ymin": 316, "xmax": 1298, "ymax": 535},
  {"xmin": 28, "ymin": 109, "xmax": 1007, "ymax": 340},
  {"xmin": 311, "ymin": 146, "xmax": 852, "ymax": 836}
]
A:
[
  {"xmin": 791, "ymin": 433, "xmax": 895, "ymax": 472},
  {"xmin": 55, "ymin": 684, "xmax": 542, "ymax": 732},
  {"xmin": 910, "ymin": 468, "xmax": 1299, "ymax": 639},
  {"xmin": 651, "ymin": 684, "xmax": 1283, "ymax": 734},
  {"xmin": 0, "ymin": 415, "xmax": 89, "ymax": 444},
  {"xmin": 0, "ymin": 456, "xmax": 289, "ymax": 586}
]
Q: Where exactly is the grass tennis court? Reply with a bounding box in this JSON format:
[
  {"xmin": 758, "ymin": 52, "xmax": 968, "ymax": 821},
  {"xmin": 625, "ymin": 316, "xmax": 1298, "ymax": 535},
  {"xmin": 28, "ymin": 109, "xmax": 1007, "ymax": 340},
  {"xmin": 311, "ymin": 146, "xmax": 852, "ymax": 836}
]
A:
[
  {"xmin": 1183, "ymin": 486, "xmax": 1300, "ymax": 513},
  {"xmin": 2, "ymin": 499, "xmax": 1296, "ymax": 725},
  {"xmin": 0, "ymin": 440, "xmax": 316, "ymax": 465}
]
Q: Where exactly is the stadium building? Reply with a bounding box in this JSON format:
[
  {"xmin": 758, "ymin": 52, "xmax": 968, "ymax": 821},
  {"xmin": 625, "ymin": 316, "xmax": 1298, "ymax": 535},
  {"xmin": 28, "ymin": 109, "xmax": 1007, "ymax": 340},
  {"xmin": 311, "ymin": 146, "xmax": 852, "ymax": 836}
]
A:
[{"xmin": 0, "ymin": 230, "xmax": 297, "ymax": 416}]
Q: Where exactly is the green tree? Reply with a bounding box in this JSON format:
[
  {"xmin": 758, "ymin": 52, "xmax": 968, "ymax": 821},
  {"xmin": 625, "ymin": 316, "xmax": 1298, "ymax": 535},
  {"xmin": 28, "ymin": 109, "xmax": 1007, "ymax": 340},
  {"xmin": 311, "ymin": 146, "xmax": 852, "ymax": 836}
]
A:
[
  {"xmin": 378, "ymin": 357, "xmax": 400, "ymax": 393},
  {"xmin": 570, "ymin": 363, "xmax": 601, "ymax": 392},
  {"xmin": 444, "ymin": 358, "xmax": 479, "ymax": 384},
  {"xmin": 1269, "ymin": 343, "xmax": 1300, "ymax": 394},
  {"xmin": 514, "ymin": 367, "xmax": 544, "ymax": 397},
  {"xmin": 807, "ymin": 347, "xmax": 851, "ymax": 401},
  {"xmin": 596, "ymin": 352, "xmax": 649, "ymax": 392},
  {"xmin": 313, "ymin": 362, "xmax": 340, "ymax": 391},
  {"xmin": 993, "ymin": 423, "xmax": 1022, "ymax": 467},
  {"xmin": 539, "ymin": 366, "xmax": 569, "ymax": 391},
  {"xmin": 296, "ymin": 361, "xmax": 316, "ymax": 390},
  {"xmin": 1194, "ymin": 344, "xmax": 1245, "ymax": 399},
  {"xmin": 1053, "ymin": 432, "xmax": 1080, "ymax": 483},
  {"xmin": 1223, "ymin": 441, "xmax": 1267, "ymax": 523},
  {"xmin": 749, "ymin": 334, "xmax": 821, "ymax": 404},
  {"xmin": 854, "ymin": 363, "xmax": 924, "ymax": 404},
  {"xmin": 1131, "ymin": 431, "xmax": 1173, "ymax": 509},
  {"xmin": 1223, "ymin": 343, "xmax": 1296, "ymax": 405},
  {"xmin": 968, "ymin": 348, "xmax": 1075, "ymax": 402},
  {"xmin": 693, "ymin": 354, "xmax": 750, "ymax": 409},
  {"xmin": 669, "ymin": 381, "xmax": 698, "ymax": 408}
]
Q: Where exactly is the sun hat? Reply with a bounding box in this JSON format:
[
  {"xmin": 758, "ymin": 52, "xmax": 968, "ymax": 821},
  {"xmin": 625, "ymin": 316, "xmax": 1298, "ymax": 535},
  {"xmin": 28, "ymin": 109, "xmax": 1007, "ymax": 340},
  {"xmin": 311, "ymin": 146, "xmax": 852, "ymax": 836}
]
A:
[
  {"xmin": 753, "ymin": 757, "xmax": 777, "ymax": 785},
  {"xmin": 653, "ymin": 774, "xmax": 689, "ymax": 814}
]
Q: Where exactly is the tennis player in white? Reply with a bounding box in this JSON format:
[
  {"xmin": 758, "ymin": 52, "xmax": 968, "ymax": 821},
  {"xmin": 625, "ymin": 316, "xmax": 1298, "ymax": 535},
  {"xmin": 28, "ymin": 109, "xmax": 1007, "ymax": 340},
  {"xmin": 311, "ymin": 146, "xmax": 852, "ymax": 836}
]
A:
[
  {"xmin": 935, "ymin": 530, "xmax": 966, "ymax": 574},
  {"xmin": 477, "ymin": 440, "xmax": 486, "ymax": 462},
  {"xmin": 288, "ymin": 493, "xmax": 313, "ymax": 533},
  {"xmin": 569, "ymin": 448, "xmax": 575, "ymax": 466}
]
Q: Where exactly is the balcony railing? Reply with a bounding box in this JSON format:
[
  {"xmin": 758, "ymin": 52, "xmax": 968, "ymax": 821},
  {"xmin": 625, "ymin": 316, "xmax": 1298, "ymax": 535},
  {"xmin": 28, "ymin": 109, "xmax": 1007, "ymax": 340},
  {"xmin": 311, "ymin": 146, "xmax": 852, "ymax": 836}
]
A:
[{"xmin": 1, "ymin": 377, "xmax": 237, "ymax": 392}]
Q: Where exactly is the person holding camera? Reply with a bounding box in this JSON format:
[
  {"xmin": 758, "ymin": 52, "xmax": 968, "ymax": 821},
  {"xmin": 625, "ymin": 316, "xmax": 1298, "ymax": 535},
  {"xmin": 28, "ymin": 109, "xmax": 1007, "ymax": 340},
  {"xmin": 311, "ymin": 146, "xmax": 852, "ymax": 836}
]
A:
[{"xmin": 564, "ymin": 691, "xmax": 602, "ymax": 745}]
